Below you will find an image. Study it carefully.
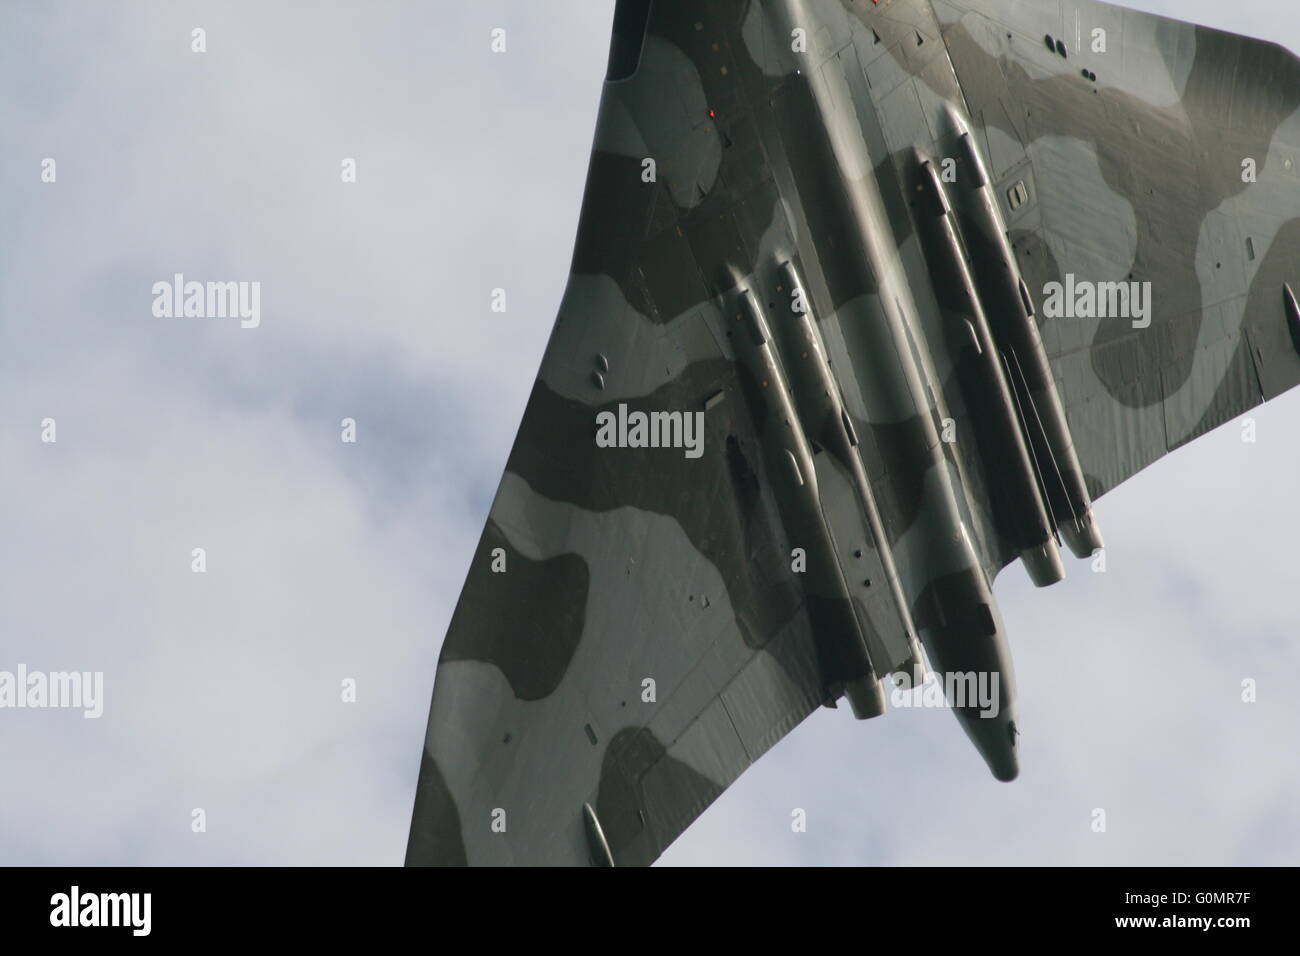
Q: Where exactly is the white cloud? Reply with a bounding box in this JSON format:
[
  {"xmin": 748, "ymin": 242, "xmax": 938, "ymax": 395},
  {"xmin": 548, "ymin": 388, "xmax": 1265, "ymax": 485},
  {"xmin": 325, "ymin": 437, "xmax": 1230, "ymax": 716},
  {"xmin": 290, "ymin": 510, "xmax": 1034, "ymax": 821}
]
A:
[{"xmin": 1, "ymin": 0, "xmax": 1295, "ymax": 866}]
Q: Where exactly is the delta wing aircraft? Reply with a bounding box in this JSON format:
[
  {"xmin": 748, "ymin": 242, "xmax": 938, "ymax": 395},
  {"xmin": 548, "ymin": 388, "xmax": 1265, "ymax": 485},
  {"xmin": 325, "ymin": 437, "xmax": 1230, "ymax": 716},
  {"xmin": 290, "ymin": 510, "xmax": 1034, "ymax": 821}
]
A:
[{"xmin": 407, "ymin": 0, "xmax": 1300, "ymax": 865}]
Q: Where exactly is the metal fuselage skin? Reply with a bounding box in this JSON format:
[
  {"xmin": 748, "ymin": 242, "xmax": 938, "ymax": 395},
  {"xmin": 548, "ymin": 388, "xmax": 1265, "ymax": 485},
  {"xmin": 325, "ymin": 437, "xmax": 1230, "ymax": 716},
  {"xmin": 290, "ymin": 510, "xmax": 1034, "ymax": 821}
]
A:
[
  {"xmin": 724, "ymin": 0, "xmax": 1101, "ymax": 780},
  {"xmin": 409, "ymin": 0, "xmax": 1300, "ymax": 866}
]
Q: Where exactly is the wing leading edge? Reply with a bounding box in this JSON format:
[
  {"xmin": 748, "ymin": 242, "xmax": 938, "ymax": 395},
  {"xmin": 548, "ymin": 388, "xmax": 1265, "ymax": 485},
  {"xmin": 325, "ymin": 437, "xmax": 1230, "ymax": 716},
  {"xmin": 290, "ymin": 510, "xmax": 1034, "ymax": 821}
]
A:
[
  {"xmin": 408, "ymin": 0, "xmax": 887, "ymax": 866},
  {"xmin": 408, "ymin": 0, "xmax": 1300, "ymax": 866}
]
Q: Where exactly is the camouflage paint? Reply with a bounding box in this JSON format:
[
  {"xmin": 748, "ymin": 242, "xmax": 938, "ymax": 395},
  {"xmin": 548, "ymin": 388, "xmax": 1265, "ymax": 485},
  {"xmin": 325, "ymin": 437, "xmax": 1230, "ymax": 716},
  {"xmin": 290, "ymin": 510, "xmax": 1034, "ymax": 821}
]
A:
[{"xmin": 407, "ymin": 0, "xmax": 1300, "ymax": 866}]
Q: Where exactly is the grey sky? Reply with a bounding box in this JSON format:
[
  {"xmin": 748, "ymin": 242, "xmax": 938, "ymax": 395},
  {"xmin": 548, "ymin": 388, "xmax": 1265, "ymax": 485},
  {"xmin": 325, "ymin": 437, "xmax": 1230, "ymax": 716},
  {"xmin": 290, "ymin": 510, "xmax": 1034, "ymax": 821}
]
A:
[{"xmin": 1, "ymin": 0, "xmax": 1295, "ymax": 865}]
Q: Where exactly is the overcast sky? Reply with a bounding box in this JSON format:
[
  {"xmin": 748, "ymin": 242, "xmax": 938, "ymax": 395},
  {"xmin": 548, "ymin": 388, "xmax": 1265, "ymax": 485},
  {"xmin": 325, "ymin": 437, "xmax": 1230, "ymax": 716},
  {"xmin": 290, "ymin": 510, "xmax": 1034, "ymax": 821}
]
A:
[{"xmin": 1, "ymin": 0, "xmax": 1295, "ymax": 866}]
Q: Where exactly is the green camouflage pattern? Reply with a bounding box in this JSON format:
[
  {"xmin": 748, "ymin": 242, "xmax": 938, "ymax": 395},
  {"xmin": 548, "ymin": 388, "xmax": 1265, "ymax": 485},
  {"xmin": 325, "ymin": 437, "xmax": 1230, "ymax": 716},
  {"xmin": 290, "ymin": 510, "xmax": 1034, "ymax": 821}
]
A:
[{"xmin": 406, "ymin": 0, "xmax": 1300, "ymax": 866}]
